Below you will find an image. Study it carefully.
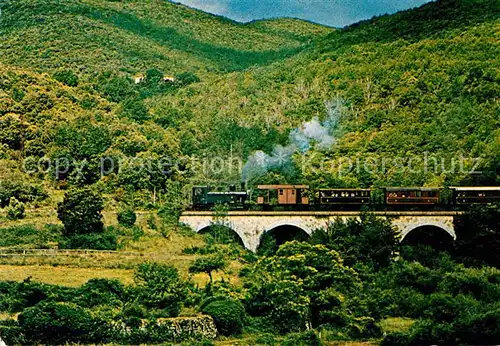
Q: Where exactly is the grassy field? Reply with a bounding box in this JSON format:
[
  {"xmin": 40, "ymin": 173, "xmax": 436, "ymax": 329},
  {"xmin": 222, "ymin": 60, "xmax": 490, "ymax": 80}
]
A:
[
  {"xmin": 0, "ymin": 265, "xmax": 135, "ymax": 286},
  {"xmin": 0, "ymin": 227, "xmax": 244, "ymax": 287},
  {"xmin": 379, "ymin": 317, "xmax": 415, "ymax": 333}
]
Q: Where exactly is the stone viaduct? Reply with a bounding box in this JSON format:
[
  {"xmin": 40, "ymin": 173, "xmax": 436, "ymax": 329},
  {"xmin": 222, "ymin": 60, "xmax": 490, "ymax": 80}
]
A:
[{"xmin": 179, "ymin": 211, "xmax": 462, "ymax": 252}]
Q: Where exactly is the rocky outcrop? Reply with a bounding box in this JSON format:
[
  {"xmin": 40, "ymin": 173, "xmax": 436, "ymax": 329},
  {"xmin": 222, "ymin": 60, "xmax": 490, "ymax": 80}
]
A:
[
  {"xmin": 118, "ymin": 315, "xmax": 217, "ymax": 343},
  {"xmin": 152, "ymin": 315, "xmax": 218, "ymax": 340}
]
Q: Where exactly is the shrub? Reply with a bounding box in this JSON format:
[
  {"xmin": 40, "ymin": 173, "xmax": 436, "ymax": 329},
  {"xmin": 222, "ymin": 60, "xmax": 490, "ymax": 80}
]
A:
[
  {"xmin": 0, "ymin": 320, "xmax": 24, "ymax": 345},
  {"xmin": 99, "ymin": 75, "xmax": 135, "ymax": 102},
  {"xmin": 0, "ymin": 281, "xmax": 53, "ymax": 313},
  {"xmin": 0, "ymin": 180, "xmax": 47, "ymax": 207},
  {"xmin": 0, "ymin": 224, "xmax": 62, "ymax": 248},
  {"xmin": 59, "ymin": 233, "xmax": 118, "ymax": 250},
  {"xmin": 6, "ymin": 197, "xmax": 25, "ymax": 220},
  {"xmin": 18, "ymin": 302, "xmax": 97, "ymax": 344},
  {"xmin": 345, "ymin": 316, "xmax": 383, "ymax": 339},
  {"xmin": 117, "ymin": 205, "xmax": 137, "ymax": 227},
  {"xmin": 438, "ymin": 266, "xmax": 500, "ymax": 302},
  {"xmin": 74, "ymin": 279, "xmax": 125, "ymax": 308},
  {"xmin": 131, "ymin": 225, "xmax": 145, "ymax": 240},
  {"xmin": 176, "ymin": 72, "xmax": 200, "ymax": 86},
  {"xmin": 201, "ymin": 298, "xmax": 245, "ymax": 336},
  {"xmin": 380, "ymin": 331, "xmax": 412, "ymax": 346},
  {"xmin": 282, "ymin": 330, "xmax": 323, "ymax": 346},
  {"xmin": 135, "ymin": 263, "xmax": 188, "ymax": 317},
  {"xmin": 120, "ymin": 302, "xmax": 148, "ymax": 328},
  {"xmin": 453, "ymin": 203, "xmax": 500, "ymax": 267},
  {"xmin": 310, "ymin": 213, "xmax": 398, "ymax": 269}
]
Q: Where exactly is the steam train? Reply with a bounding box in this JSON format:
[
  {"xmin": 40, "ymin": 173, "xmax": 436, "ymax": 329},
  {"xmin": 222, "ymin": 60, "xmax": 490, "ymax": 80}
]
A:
[{"xmin": 191, "ymin": 184, "xmax": 500, "ymax": 210}]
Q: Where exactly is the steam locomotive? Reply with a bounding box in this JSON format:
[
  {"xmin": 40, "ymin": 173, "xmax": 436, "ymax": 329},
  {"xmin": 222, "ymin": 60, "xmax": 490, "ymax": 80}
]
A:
[{"xmin": 191, "ymin": 184, "xmax": 500, "ymax": 210}]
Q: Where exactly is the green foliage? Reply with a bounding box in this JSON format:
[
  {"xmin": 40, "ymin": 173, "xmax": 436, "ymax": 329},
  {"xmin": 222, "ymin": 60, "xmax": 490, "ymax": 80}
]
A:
[
  {"xmin": 120, "ymin": 97, "xmax": 150, "ymax": 123},
  {"xmin": 74, "ymin": 279, "xmax": 125, "ymax": 308},
  {"xmin": 453, "ymin": 203, "xmax": 500, "ymax": 267},
  {"xmin": 383, "ymin": 306, "xmax": 500, "ymax": 346},
  {"xmin": 203, "ymin": 204, "xmax": 244, "ymax": 246},
  {"xmin": 0, "ymin": 224, "xmax": 62, "ymax": 248},
  {"xmin": 176, "ymin": 71, "xmax": 201, "ymax": 86},
  {"xmin": 134, "ymin": 263, "xmax": 188, "ymax": 317},
  {"xmin": 53, "ymin": 70, "xmax": 79, "ymax": 87},
  {"xmin": 117, "ymin": 205, "xmax": 137, "ymax": 227},
  {"xmin": 282, "ymin": 330, "xmax": 323, "ymax": 346},
  {"xmin": 6, "ymin": 197, "xmax": 25, "ymax": 220},
  {"xmin": 98, "ymin": 75, "xmax": 135, "ymax": 102},
  {"xmin": 18, "ymin": 301, "xmax": 102, "ymax": 344},
  {"xmin": 0, "ymin": 320, "xmax": 24, "ymax": 345},
  {"xmin": 245, "ymin": 241, "xmax": 362, "ymax": 333},
  {"xmin": 0, "ymin": 180, "xmax": 47, "ymax": 207},
  {"xmin": 0, "ymin": 280, "xmax": 51, "ymax": 313},
  {"xmin": 57, "ymin": 187, "xmax": 104, "ymax": 236},
  {"xmin": 59, "ymin": 232, "xmax": 118, "ymax": 250},
  {"xmin": 0, "ymin": 115, "xmax": 24, "ymax": 150},
  {"xmin": 201, "ymin": 298, "xmax": 245, "ymax": 336},
  {"xmin": 54, "ymin": 120, "xmax": 112, "ymax": 161},
  {"xmin": 189, "ymin": 254, "xmax": 227, "ymax": 284},
  {"xmin": 310, "ymin": 213, "xmax": 399, "ymax": 270}
]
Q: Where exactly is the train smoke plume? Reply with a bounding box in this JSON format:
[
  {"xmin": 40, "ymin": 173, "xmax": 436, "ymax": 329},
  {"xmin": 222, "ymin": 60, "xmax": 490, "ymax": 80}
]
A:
[{"xmin": 242, "ymin": 98, "xmax": 345, "ymax": 182}]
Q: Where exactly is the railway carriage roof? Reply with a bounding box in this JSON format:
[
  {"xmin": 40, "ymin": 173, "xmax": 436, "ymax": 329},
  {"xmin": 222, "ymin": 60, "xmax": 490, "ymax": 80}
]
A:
[
  {"xmin": 385, "ymin": 187, "xmax": 440, "ymax": 191},
  {"xmin": 318, "ymin": 188, "xmax": 371, "ymax": 191},
  {"xmin": 450, "ymin": 186, "xmax": 500, "ymax": 191},
  {"xmin": 207, "ymin": 192, "xmax": 248, "ymax": 195}
]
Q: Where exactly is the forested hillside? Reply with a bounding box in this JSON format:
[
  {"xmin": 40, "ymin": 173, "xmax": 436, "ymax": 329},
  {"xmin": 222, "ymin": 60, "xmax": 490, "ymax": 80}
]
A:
[
  {"xmin": 1, "ymin": 0, "xmax": 330, "ymax": 74},
  {"xmin": 1, "ymin": 0, "xmax": 498, "ymax": 207},
  {"xmin": 157, "ymin": 0, "xmax": 500, "ymax": 187}
]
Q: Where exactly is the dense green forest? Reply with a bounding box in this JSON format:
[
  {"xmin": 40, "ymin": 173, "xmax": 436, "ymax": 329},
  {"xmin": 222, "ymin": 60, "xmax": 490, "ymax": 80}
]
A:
[{"xmin": 0, "ymin": 0, "xmax": 499, "ymax": 344}]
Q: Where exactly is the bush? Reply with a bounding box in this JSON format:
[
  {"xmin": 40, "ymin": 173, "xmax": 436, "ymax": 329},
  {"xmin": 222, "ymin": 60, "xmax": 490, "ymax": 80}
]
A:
[
  {"xmin": 0, "ymin": 224, "xmax": 62, "ymax": 248},
  {"xmin": 59, "ymin": 233, "xmax": 118, "ymax": 250},
  {"xmin": 0, "ymin": 320, "xmax": 24, "ymax": 345},
  {"xmin": 380, "ymin": 331, "xmax": 412, "ymax": 346},
  {"xmin": 117, "ymin": 206, "xmax": 137, "ymax": 227},
  {"xmin": 453, "ymin": 203, "xmax": 500, "ymax": 267},
  {"xmin": 201, "ymin": 298, "xmax": 245, "ymax": 336},
  {"xmin": 310, "ymin": 213, "xmax": 398, "ymax": 270},
  {"xmin": 0, "ymin": 281, "xmax": 54, "ymax": 313},
  {"xmin": 99, "ymin": 75, "xmax": 135, "ymax": 102},
  {"xmin": 6, "ymin": 197, "xmax": 25, "ymax": 220},
  {"xmin": 0, "ymin": 180, "xmax": 47, "ymax": 207},
  {"xmin": 18, "ymin": 302, "xmax": 99, "ymax": 344},
  {"xmin": 345, "ymin": 316, "xmax": 382, "ymax": 339},
  {"xmin": 135, "ymin": 263, "xmax": 188, "ymax": 317},
  {"xmin": 74, "ymin": 279, "xmax": 125, "ymax": 308},
  {"xmin": 175, "ymin": 72, "xmax": 200, "ymax": 86},
  {"xmin": 282, "ymin": 330, "xmax": 323, "ymax": 346},
  {"xmin": 438, "ymin": 266, "xmax": 500, "ymax": 302}
]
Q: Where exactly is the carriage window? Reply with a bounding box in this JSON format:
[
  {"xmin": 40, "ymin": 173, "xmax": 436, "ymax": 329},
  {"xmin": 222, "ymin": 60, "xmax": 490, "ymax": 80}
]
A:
[
  {"xmin": 291, "ymin": 190, "xmax": 295, "ymax": 195},
  {"xmin": 279, "ymin": 189, "xmax": 283, "ymax": 195}
]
